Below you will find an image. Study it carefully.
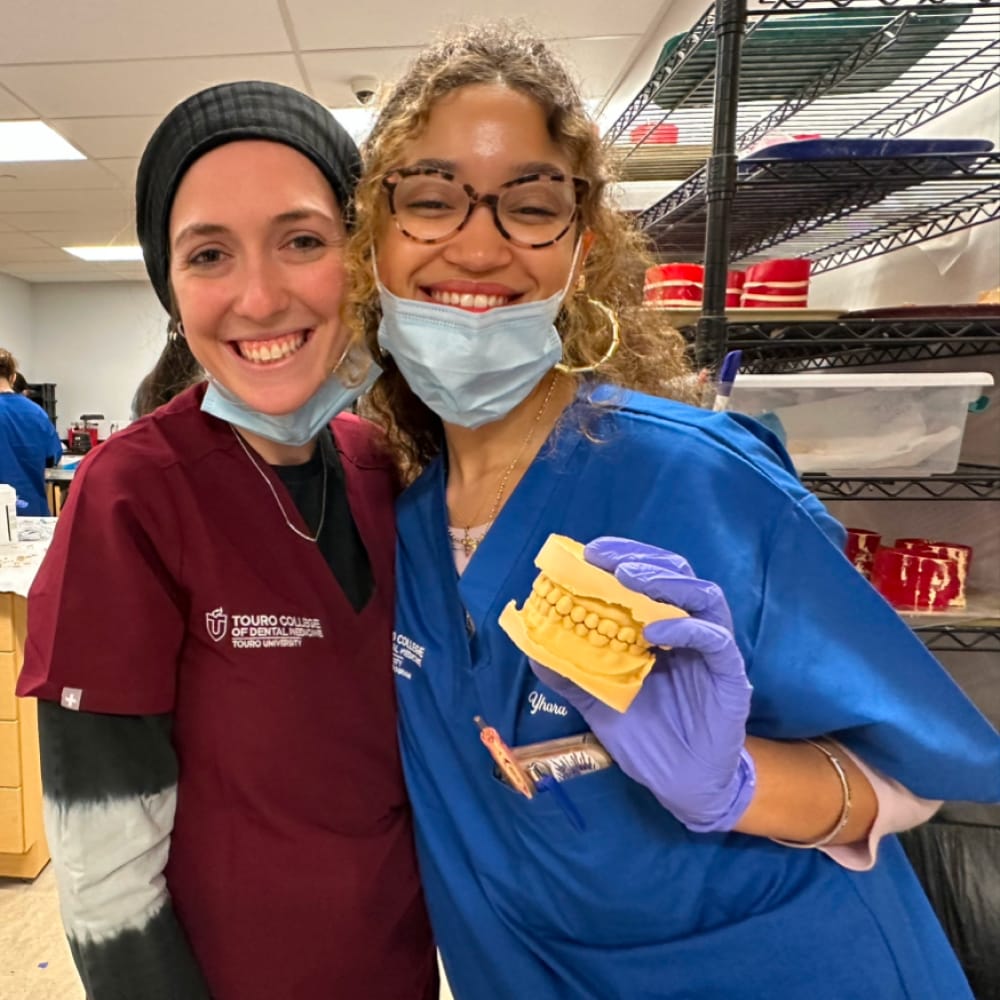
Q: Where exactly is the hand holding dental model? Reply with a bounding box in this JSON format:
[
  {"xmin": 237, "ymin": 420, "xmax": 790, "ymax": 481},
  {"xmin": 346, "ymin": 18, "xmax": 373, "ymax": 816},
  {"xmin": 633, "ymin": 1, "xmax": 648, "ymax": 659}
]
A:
[{"xmin": 502, "ymin": 535, "xmax": 756, "ymax": 833}]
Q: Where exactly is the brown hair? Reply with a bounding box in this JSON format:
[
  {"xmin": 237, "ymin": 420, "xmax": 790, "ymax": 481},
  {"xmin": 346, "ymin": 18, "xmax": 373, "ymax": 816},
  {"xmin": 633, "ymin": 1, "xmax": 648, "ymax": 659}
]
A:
[
  {"xmin": 346, "ymin": 22, "xmax": 693, "ymax": 482},
  {"xmin": 0, "ymin": 349, "xmax": 18, "ymax": 384},
  {"xmin": 131, "ymin": 322, "xmax": 204, "ymax": 418}
]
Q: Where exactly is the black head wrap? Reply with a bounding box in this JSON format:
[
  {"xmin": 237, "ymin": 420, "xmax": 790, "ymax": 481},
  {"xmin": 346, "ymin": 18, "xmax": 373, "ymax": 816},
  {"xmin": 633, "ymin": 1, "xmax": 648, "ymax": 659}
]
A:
[{"xmin": 136, "ymin": 80, "xmax": 361, "ymax": 312}]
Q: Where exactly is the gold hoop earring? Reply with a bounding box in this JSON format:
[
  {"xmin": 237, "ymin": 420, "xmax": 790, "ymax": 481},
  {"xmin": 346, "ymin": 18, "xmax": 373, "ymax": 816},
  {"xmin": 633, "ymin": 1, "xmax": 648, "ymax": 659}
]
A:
[{"xmin": 555, "ymin": 298, "xmax": 620, "ymax": 375}]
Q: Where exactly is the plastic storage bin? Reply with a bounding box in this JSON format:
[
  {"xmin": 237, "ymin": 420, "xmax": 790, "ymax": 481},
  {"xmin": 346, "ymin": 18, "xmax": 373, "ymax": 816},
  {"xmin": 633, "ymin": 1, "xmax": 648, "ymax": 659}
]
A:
[{"xmin": 729, "ymin": 372, "xmax": 993, "ymax": 476}]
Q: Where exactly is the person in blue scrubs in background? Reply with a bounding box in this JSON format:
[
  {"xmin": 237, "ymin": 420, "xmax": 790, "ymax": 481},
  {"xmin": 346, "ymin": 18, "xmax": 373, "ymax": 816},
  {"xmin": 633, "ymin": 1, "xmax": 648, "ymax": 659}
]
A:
[
  {"xmin": 0, "ymin": 348, "xmax": 62, "ymax": 515},
  {"xmin": 346, "ymin": 23, "xmax": 1000, "ymax": 1000}
]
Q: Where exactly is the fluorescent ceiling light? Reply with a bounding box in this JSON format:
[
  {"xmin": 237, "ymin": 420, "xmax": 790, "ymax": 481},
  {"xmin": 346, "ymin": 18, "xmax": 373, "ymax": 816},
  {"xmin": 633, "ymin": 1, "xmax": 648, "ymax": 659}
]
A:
[
  {"xmin": 0, "ymin": 121, "xmax": 85, "ymax": 162},
  {"xmin": 63, "ymin": 245, "xmax": 144, "ymax": 262}
]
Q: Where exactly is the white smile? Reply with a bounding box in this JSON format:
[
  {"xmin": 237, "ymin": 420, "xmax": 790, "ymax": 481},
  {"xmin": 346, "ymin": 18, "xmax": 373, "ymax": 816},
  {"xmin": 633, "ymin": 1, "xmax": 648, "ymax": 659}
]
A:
[
  {"xmin": 430, "ymin": 290, "xmax": 513, "ymax": 309},
  {"xmin": 235, "ymin": 331, "xmax": 307, "ymax": 364}
]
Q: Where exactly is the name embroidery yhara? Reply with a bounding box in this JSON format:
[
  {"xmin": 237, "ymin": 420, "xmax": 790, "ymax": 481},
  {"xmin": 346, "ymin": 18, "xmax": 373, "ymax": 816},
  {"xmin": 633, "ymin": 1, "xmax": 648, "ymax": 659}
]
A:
[{"xmin": 528, "ymin": 690, "xmax": 568, "ymax": 716}]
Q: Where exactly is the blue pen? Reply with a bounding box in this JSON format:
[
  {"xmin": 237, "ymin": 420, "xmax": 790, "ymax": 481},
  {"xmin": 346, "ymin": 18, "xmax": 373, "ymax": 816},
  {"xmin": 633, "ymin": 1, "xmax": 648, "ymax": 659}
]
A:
[{"xmin": 712, "ymin": 350, "xmax": 743, "ymax": 412}]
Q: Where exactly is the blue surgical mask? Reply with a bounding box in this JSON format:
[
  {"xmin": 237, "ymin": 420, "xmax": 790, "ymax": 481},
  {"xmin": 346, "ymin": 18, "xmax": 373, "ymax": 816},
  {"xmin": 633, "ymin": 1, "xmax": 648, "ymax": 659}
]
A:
[
  {"xmin": 201, "ymin": 352, "xmax": 381, "ymax": 446},
  {"xmin": 375, "ymin": 242, "xmax": 580, "ymax": 429}
]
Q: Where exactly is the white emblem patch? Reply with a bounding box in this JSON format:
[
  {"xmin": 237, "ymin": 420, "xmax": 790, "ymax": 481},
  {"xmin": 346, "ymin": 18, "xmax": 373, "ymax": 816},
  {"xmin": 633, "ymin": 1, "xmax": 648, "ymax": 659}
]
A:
[
  {"xmin": 206, "ymin": 607, "xmax": 228, "ymax": 642},
  {"xmin": 60, "ymin": 687, "xmax": 83, "ymax": 711}
]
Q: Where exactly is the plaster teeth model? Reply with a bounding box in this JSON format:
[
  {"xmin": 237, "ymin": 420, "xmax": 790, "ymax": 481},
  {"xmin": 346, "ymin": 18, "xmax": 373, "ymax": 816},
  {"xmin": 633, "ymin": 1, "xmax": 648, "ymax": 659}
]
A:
[{"xmin": 499, "ymin": 534, "xmax": 686, "ymax": 712}]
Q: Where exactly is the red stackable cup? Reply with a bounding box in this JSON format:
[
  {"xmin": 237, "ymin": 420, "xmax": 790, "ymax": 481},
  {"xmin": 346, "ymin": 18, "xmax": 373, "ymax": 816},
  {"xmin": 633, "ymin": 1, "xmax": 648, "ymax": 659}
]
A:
[
  {"xmin": 630, "ymin": 122, "xmax": 680, "ymax": 145},
  {"xmin": 895, "ymin": 538, "xmax": 973, "ymax": 608},
  {"xmin": 742, "ymin": 258, "xmax": 811, "ymax": 308},
  {"xmin": 844, "ymin": 527, "xmax": 881, "ymax": 579},
  {"xmin": 726, "ymin": 270, "xmax": 746, "ymax": 309},
  {"xmin": 871, "ymin": 547, "xmax": 960, "ymax": 612},
  {"xmin": 644, "ymin": 263, "xmax": 704, "ymax": 306}
]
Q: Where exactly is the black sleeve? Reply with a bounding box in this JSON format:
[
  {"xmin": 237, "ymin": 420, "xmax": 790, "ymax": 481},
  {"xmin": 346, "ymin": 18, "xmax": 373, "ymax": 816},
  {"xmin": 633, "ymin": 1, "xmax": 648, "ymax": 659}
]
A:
[{"xmin": 38, "ymin": 701, "xmax": 212, "ymax": 1000}]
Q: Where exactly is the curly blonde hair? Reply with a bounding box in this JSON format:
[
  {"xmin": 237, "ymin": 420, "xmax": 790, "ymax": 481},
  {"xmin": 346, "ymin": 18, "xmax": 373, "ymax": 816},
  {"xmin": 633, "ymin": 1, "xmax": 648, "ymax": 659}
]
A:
[{"xmin": 346, "ymin": 22, "xmax": 692, "ymax": 482}]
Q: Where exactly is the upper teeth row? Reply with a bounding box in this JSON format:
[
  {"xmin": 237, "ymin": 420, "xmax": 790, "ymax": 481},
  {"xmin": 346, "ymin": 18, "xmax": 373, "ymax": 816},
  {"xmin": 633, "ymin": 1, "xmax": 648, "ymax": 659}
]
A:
[
  {"xmin": 432, "ymin": 290, "xmax": 509, "ymax": 309},
  {"xmin": 239, "ymin": 334, "xmax": 304, "ymax": 363},
  {"xmin": 526, "ymin": 576, "xmax": 647, "ymax": 653}
]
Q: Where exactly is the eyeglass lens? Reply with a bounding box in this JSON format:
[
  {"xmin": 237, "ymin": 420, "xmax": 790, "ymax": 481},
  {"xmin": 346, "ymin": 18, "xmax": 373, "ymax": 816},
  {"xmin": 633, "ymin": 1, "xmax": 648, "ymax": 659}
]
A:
[{"xmin": 391, "ymin": 173, "xmax": 578, "ymax": 246}]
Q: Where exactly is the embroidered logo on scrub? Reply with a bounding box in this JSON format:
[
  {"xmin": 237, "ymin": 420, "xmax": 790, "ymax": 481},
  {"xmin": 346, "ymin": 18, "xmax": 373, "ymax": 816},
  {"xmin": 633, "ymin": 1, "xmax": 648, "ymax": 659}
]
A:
[
  {"xmin": 205, "ymin": 607, "xmax": 325, "ymax": 649},
  {"xmin": 392, "ymin": 631, "xmax": 425, "ymax": 680},
  {"xmin": 206, "ymin": 607, "xmax": 228, "ymax": 642}
]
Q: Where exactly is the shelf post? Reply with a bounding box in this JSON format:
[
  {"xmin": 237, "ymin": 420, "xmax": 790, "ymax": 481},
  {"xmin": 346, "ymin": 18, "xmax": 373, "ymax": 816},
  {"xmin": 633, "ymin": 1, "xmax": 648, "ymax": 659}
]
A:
[{"xmin": 696, "ymin": 0, "xmax": 747, "ymax": 375}]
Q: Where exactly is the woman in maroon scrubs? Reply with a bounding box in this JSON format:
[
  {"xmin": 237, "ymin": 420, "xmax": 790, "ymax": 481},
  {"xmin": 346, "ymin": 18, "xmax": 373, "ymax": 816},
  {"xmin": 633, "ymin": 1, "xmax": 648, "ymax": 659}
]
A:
[{"xmin": 18, "ymin": 81, "xmax": 436, "ymax": 1000}]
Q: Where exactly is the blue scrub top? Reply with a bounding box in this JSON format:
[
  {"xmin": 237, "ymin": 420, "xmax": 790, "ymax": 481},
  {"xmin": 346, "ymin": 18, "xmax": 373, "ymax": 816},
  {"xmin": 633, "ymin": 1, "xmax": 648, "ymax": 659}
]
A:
[
  {"xmin": 0, "ymin": 393, "xmax": 62, "ymax": 516},
  {"xmin": 393, "ymin": 386, "xmax": 1000, "ymax": 1000}
]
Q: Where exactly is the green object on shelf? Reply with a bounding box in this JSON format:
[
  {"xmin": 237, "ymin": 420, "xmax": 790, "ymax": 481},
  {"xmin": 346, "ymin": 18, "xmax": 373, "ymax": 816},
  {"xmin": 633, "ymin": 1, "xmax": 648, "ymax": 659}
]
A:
[{"xmin": 651, "ymin": 7, "xmax": 969, "ymax": 111}]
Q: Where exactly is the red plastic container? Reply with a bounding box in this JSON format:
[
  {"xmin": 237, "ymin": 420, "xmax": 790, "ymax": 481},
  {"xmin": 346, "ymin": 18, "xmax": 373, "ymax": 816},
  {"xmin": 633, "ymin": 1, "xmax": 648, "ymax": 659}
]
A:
[
  {"xmin": 844, "ymin": 527, "xmax": 881, "ymax": 579},
  {"xmin": 726, "ymin": 270, "xmax": 746, "ymax": 309},
  {"xmin": 742, "ymin": 258, "xmax": 811, "ymax": 308},
  {"xmin": 630, "ymin": 123, "xmax": 679, "ymax": 145},
  {"xmin": 895, "ymin": 538, "xmax": 972, "ymax": 608},
  {"xmin": 644, "ymin": 263, "xmax": 703, "ymax": 306},
  {"xmin": 871, "ymin": 547, "xmax": 960, "ymax": 612}
]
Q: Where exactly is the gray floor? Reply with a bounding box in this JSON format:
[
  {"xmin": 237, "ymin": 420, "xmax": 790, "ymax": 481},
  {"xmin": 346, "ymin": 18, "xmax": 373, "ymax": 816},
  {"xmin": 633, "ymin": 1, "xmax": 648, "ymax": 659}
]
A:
[{"xmin": 0, "ymin": 864, "xmax": 83, "ymax": 1000}]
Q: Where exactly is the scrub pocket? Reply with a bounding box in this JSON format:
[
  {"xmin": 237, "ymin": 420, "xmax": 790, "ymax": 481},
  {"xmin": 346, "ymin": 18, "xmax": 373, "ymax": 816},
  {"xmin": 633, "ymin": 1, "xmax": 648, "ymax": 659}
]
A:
[{"xmin": 507, "ymin": 732, "xmax": 613, "ymax": 788}]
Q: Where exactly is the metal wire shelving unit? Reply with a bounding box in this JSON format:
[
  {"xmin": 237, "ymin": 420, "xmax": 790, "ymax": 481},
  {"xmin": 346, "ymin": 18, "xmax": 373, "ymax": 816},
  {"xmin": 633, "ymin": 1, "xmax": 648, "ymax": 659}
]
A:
[
  {"xmin": 673, "ymin": 316, "xmax": 1000, "ymax": 371},
  {"xmin": 607, "ymin": 2, "xmax": 1000, "ymax": 173},
  {"xmin": 604, "ymin": 0, "xmax": 1000, "ymax": 367},
  {"xmin": 802, "ymin": 464, "xmax": 1000, "ymax": 500},
  {"xmin": 640, "ymin": 151, "xmax": 1000, "ymax": 270},
  {"xmin": 608, "ymin": 0, "xmax": 1000, "ymax": 653}
]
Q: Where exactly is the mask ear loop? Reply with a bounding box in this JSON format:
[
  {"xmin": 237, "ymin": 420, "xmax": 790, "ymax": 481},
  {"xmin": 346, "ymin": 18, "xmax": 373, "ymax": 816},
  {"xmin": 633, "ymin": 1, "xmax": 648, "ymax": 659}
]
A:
[{"xmin": 555, "ymin": 298, "xmax": 621, "ymax": 375}]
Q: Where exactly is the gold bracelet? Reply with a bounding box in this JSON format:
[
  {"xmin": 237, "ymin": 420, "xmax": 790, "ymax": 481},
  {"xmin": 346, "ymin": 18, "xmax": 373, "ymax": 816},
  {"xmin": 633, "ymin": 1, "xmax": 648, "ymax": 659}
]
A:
[{"xmin": 774, "ymin": 739, "xmax": 852, "ymax": 850}]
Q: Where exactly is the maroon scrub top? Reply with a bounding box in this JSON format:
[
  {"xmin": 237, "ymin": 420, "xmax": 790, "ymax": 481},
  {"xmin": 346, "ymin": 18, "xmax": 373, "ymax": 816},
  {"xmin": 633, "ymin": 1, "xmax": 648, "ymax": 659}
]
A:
[{"xmin": 20, "ymin": 383, "xmax": 437, "ymax": 1000}]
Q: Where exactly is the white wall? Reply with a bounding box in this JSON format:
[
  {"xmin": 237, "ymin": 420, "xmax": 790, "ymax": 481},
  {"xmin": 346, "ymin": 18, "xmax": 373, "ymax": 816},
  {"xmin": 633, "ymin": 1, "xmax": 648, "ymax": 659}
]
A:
[
  {"xmin": 0, "ymin": 272, "xmax": 35, "ymax": 371},
  {"xmin": 29, "ymin": 282, "xmax": 166, "ymax": 437}
]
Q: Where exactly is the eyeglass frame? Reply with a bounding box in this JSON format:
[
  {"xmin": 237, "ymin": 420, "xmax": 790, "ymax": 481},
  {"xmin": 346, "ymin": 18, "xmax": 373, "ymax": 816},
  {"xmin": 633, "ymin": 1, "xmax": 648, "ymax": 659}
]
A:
[{"xmin": 381, "ymin": 166, "xmax": 590, "ymax": 249}]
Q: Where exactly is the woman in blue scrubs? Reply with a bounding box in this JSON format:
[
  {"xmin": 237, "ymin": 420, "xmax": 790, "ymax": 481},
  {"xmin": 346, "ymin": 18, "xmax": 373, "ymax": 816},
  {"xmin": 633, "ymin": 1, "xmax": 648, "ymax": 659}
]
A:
[{"xmin": 347, "ymin": 24, "xmax": 1000, "ymax": 1000}]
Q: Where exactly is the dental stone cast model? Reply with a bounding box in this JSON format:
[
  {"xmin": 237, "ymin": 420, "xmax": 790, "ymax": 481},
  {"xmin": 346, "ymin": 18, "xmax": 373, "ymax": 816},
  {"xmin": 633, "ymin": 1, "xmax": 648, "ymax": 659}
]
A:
[{"xmin": 499, "ymin": 535, "xmax": 686, "ymax": 712}]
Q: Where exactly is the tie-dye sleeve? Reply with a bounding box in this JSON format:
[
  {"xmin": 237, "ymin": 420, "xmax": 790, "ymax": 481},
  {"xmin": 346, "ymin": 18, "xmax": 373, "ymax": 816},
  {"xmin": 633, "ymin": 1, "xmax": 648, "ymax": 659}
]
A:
[{"xmin": 37, "ymin": 701, "xmax": 211, "ymax": 999}]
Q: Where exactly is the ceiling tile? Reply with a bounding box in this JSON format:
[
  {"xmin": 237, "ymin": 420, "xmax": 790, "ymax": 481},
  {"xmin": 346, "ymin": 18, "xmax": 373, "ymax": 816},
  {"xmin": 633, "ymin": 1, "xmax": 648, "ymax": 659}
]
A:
[
  {"xmin": 46, "ymin": 116, "xmax": 161, "ymax": 159},
  {"xmin": 0, "ymin": 212, "xmax": 136, "ymax": 239},
  {"xmin": 0, "ymin": 188, "xmax": 131, "ymax": 214},
  {"xmin": 0, "ymin": 232, "xmax": 50, "ymax": 250},
  {"xmin": 0, "ymin": 55, "xmax": 306, "ymax": 118},
  {"xmin": 301, "ymin": 48, "xmax": 423, "ymax": 108},
  {"xmin": 0, "ymin": 246, "xmax": 73, "ymax": 264},
  {"xmin": 0, "ymin": 1, "xmax": 291, "ymax": 63},
  {"xmin": 0, "ymin": 260, "xmax": 116, "ymax": 280},
  {"xmin": 96, "ymin": 158, "xmax": 139, "ymax": 188},
  {"xmin": 287, "ymin": 0, "xmax": 662, "ymax": 49},
  {"xmin": 0, "ymin": 88, "xmax": 36, "ymax": 119},
  {"xmin": 0, "ymin": 160, "xmax": 122, "ymax": 192}
]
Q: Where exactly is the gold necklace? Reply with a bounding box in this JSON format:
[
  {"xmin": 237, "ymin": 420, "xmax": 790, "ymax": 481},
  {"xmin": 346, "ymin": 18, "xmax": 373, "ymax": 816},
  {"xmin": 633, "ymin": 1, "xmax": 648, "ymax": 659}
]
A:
[
  {"xmin": 230, "ymin": 426, "xmax": 328, "ymax": 543},
  {"xmin": 448, "ymin": 374, "xmax": 558, "ymax": 558}
]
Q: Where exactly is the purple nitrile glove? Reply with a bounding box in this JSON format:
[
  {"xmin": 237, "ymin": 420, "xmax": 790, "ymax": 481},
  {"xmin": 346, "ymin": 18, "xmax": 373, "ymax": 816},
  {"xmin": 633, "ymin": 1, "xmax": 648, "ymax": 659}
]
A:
[{"xmin": 529, "ymin": 536, "xmax": 755, "ymax": 833}]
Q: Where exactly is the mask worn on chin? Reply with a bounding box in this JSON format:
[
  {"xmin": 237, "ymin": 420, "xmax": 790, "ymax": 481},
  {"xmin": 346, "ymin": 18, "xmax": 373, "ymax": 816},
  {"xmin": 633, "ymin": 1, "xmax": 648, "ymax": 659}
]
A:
[
  {"xmin": 201, "ymin": 357, "xmax": 381, "ymax": 446},
  {"xmin": 375, "ymin": 240, "xmax": 580, "ymax": 429}
]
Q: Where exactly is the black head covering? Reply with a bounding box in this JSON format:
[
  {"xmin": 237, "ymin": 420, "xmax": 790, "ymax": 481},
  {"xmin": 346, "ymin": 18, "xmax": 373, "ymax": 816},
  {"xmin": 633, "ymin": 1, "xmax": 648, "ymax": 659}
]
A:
[{"xmin": 136, "ymin": 80, "xmax": 361, "ymax": 312}]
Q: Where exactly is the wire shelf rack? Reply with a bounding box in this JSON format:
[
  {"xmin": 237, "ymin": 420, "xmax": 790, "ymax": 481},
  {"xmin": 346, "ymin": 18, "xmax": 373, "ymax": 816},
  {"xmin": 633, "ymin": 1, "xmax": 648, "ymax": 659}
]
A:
[
  {"xmin": 916, "ymin": 623, "xmax": 1000, "ymax": 652},
  {"xmin": 677, "ymin": 317, "xmax": 1000, "ymax": 371},
  {"xmin": 605, "ymin": 3, "xmax": 999, "ymax": 176},
  {"xmin": 762, "ymin": 0, "xmax": 998, "ymax": 9},
  {"xmin": 801, "ymin": 465, "xmax": 1000, "ymax": 500},
  {"xmin": 638, "ymin": 151, "xmax": 1000, "ymax": 270}
]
